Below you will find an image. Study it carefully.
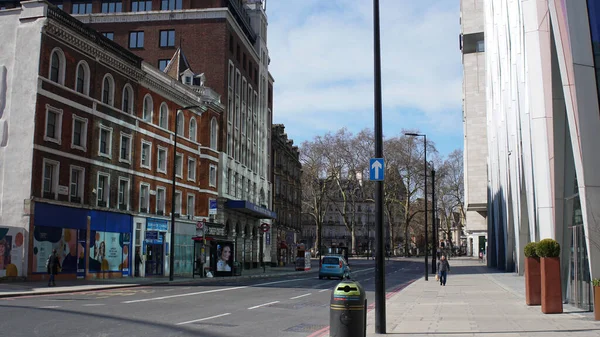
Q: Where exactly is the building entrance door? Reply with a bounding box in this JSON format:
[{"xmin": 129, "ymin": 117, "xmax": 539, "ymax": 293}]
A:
[{"xmin": 146, "ymin": 243, "xmax": 164, "ymax": 276}]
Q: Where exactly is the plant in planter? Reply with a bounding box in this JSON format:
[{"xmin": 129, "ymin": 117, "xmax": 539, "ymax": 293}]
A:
[
  {"xmin": 593, "ymin": 278, "xmax": 600, "ymax": 321},
  {"xmin": 524, "ymin": 242, "xmax": 541, "ymax": 305},
  {"xmin": 536, "ymin": 238, "xmax": 562, "ymax": 314}
]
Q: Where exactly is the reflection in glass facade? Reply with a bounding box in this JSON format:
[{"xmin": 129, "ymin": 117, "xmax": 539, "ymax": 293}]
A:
[{"xmin": 587, "ymin": 1, "xmax": 600, "ymax": 98}]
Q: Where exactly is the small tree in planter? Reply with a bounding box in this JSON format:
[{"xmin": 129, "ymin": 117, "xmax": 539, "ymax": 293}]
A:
[
  {"xmin": 593, "ymin": 278, "xmax": 600, "ymax": 321},
  {"xmin": 536, "ymin": 238, "xmax": 562, "ymax": 314},
  {"xmin": 524, "ymin": 242, "xmax": 541, "ymax": 305}
]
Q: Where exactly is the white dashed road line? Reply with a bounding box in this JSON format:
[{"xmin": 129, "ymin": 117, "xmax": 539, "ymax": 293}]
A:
[
  {"xmin": 248, "ymin": 301, "xmax": 279, "ymax": 310},
  {"xmin": 289, "ymin": 293, "xmax": 311, "ymax": 300},
  {"xmin": 176, "ymin": 313, "xmax": 231, "ymax": 325},
  {"xmin": 82, "ymin": 304, "xmax": 105, "ymax": 307},
  {"xmin": 40, "ymin": 306, "xmax": 60, "ymax": 309},
  {"xmin": 318, "ymin": 289, "xmax": 330, "ymax": 293}
]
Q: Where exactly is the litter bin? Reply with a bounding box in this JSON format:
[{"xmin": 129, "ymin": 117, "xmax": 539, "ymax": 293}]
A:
[
  {"xmin": 330, "ymin": 280, "xmax": 367, "ymax": 337},
  {"xmin": 233, "ymin": 261, "xmax": 242, "ymax": 276}
]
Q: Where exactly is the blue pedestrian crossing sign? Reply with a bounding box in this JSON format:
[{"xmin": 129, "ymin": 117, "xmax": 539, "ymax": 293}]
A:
[{"xmin": 369, "ymin": 158, "xmax": 384, "ymax": 181}]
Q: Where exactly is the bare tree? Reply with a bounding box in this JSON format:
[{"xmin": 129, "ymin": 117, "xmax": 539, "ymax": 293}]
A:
[{"xmin": 435, "ymin": 149, "xmax": 465, "ymax": 250}]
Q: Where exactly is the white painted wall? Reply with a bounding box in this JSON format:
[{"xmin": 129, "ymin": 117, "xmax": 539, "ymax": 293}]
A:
[{"xmin": 0, "ymin": 1, "xmax": 48, "ymax": 276}]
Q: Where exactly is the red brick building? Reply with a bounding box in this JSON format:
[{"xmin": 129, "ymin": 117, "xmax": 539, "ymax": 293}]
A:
[
  {"xmin": 0, "ymin": 2, "xmax": 223, "ymax": 279},
  {"xmin": 49, "ymin": 0, "xmax": 278, "ymax": 268}
]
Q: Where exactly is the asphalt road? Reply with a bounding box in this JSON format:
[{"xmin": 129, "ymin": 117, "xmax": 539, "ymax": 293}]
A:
[{"xmin": 0, "ymin": 259, "xmax": 423, "ymax": 337}]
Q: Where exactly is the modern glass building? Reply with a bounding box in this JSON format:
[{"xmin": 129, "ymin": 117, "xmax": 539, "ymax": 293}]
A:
[{"xmin": 480, "ymin": 0, "xmax": 600, "ymax": 310}]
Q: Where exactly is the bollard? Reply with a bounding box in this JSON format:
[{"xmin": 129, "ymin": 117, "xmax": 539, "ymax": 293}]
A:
[{"xmin": 330, "ymin": 279, "xmax": 367, "ymax": 337}]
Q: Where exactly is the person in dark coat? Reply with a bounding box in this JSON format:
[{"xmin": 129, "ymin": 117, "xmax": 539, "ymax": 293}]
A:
[
  {"xmin": 47, "ymin": 249, "xmax": 61, "ymax": 287},
  {"xmin": 437, "ymin": 255, "xmax": 450, "ymax": 286}
]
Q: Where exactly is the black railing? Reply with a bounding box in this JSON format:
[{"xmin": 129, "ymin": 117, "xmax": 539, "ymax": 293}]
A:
[{"xmin": 227, "ymin": 0, "xmax": 257, "ymax": 44}]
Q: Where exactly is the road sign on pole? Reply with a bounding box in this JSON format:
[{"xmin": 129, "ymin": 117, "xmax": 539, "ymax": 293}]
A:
[{"xmin": 369, "ymin": 158, "xmax": 384, "ymax": 181}]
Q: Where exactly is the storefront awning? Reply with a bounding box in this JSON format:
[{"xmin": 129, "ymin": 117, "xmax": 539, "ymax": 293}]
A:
[{"xmin": 225, "ymin": 200, "xmax": 277, "ymax": 219}]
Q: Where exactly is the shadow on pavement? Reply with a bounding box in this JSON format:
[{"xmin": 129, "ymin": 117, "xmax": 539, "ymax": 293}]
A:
[{"xmin": 0, "ymin": 304, "xmax": 229, "ymax": 337}]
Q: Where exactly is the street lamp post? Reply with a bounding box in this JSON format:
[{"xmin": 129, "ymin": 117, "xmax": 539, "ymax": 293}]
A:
[
  {"xmin": 430, "ymin": 163, "xmax": 436, "ymax": 275},
  {"xmin": 405, "ymin": 133, "xmax": 428, "ymax": 281},
  {"xmin": 170, "ymin": 105, "xmax": 202, "ymax": 281}
]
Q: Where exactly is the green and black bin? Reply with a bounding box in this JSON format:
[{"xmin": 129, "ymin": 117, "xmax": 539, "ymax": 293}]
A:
[
  {"xmin": 330, "ymin": 280, "xmax": 367, "ymax": 337},
  {"xmin": 233, "ymin": 261, "xmax": 242, "ymax": 276}
]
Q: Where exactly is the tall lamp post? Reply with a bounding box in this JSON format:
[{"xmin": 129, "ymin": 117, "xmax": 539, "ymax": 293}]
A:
[
  {"xmin": 170, "ymin": 105, "xmax": 202, "ymax": 281},
  {"xmin": 429, "ymin": 161, "xmax": 436, "ymax": 275},
  {"xmin": 405, "ymin": 132, "xmax": 428, "ymax": 281}
]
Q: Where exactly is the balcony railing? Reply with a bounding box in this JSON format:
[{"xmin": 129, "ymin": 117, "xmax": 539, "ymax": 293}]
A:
[
  {"xmin": 192, "ymin": 86, "xmax": 221, "ymax": 103},
  {"xmin": 227, "ymin": 0, "xmax": 257, "ymax": 44}
]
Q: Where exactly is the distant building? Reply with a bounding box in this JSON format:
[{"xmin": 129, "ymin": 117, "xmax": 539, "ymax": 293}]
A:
[
  {"xmin": 460, "ymin": 0, "xmax": 488, "ymax": 258},
  {"xmin": 271, "ymin": 124, "xmax": 301, "ymax": 265}
]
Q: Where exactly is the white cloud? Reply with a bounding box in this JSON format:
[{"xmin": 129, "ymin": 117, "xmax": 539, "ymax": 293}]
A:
[{"xmin": 266, "ymin": 0, "xmax": 463, "ymax": 148}]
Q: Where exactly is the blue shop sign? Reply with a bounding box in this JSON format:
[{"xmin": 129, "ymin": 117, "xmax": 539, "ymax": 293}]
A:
[{"xmin": 147, "ymin": 218, "xmax": 168, "ymax": 231}]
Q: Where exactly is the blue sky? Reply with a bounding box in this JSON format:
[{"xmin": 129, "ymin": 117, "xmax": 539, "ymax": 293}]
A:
[{"xmin": 266, "ymin": 0, "xmax": 463, "ymax": 157}]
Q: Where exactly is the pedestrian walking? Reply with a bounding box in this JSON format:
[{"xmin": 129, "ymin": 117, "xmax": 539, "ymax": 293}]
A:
[
  {"xmin": 437, "ymin": 255, "xmax": 450, "ymax": 286},
  {"xmin": 46, "ymin": 249, "xmax": 61, "ymax": 287}
]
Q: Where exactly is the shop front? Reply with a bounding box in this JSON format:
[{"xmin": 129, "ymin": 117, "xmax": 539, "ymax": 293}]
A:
[
  {"xmin": 144, "ymin": 218, "xmax": 168, "ymax": 276},
  {"xmin": 30, "ymin": 202, "xmax": 132, "ymax": 281}
]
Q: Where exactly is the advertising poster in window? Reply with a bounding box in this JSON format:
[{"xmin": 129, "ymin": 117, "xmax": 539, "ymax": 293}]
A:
[
  {"xmin": 33, "ymin": 226, "xmax": 82, "ymax": 273},
  {"xmin": 215, "ymin": 241, "xmax": 234, "ymax": 276},
  {"xmin": 0, "ymin": 226, "xmax": 24, "ymax": 277},
  {"xmin": 89, "ymin": 230, "xmax": 126, "ymax": 272}
]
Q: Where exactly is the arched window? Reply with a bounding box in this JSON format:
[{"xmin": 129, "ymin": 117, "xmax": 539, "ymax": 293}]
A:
[
  {"xmin": 142, "ymin": 94, "xmax": 153, "ymax": 121},
  {"xmin": 49, "ymin": 48, "xmax": 66, "ymax": 84},
  {"xmin": 176, "ymin": 111, "xmax": 184, "ymax": 136},
  {"xmin": 101, "ymin": 74, "xmax": 115, "ymax": 106},
  {"xmin": 210, "ymin": 117, "xmax": 218, "ymax": 150},
  {"xmin": 189, "ymin": 118, "xmax": 197, "ymax": 142},
  {"xmin": 75, "ymin": 61, "xmax": 90, "ymax": 95},
  {"xmin": 159, "ymin": 103, "xmax": 168, "ymax": 128},
  {"xmin": 122, "ymin": 85, "xmax": 134, "ymax": 113}
]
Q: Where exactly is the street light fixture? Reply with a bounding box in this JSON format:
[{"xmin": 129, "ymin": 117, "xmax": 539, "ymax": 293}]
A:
[
  {"xmin": 428, "ymin": 160, "xmax": 436, "ymax": 275},
  {"xmin": 405, "ymin": 132, "xmax": 428, "ymax": 281},
  {"xmin": 169, "ymin": 105, "xmax": 202, "ymax": 281}
]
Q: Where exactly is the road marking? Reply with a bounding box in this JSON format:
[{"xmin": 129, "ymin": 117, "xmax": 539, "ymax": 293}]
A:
[
  {"xmin": 82, "ymin": 304, "xmax": 105, "ymax": 307},
  {"xmin": 290, "ymin": 293, "xmax": 311, "ymax": 300},
  {"xmin": 122, "ymin": 277, "xmax": 314, "ymax": 304},
  {"xmin": 318, "ymin": 289, "xmax": 330, "ymax": 293},
  {"xmin": 176, "ymin": 313, "xmax": 231, "ymax": 325},
  {"xmin": 248, "ymin": 301, "xmax": 279, "ymax": 310},
  {"xmin": 40, "ymin": 305, "xmax": 60, "ymax": 309}
]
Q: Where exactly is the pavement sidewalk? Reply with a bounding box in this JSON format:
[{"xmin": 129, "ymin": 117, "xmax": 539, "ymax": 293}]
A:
[
  {"xmin": 0, "ymin": 263, "xmax": 317, "ymax": 298},
  {"xmin": 366, "ymin": 257, "xmax": 599, "ymax": 336}
]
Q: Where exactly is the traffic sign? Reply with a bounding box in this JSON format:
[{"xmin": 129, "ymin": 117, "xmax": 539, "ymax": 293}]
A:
[
  {"xmin": 259, "ymin": 223, "xmax": 270, "ymax": 233},
  {"xmin": 369, "ymin": 158, "xmax": 384, "ymax": 181}
]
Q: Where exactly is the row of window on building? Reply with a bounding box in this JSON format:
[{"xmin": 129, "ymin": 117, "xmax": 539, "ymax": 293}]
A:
[
  {"xmin": 48, "ymin": 47, "xmax": 219, "ymax": 150},
  {"xmin": 57, "ymin": 0, "xmax": 183, "ymax": 14},
  {"xmin": 42, "ymin": 156, "xmax": 199, "ymax": 217}
]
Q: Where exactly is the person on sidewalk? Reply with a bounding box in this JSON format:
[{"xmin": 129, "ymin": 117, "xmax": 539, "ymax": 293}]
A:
[
  {"xmin": 46, "ymin": 249, "xmax": 61, "ymax": 287},
  {"xmin": 437, "ymin": 255, "xmax": 450, "ymax": 286}
]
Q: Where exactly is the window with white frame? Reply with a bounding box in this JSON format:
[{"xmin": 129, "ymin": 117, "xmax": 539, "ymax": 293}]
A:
[
  {"xmin": 75, "ymin": 61, "xmax": 90, "ymax": 95},
  {"xmin": 142, "ymin": 94, "xmax": 153, "ymax": 121},
  {"xmin": 176, "ymin": 111, "xmax": 184, "ymax": 136},
  {"xmin": 175, "ymin": 153, "xmax": 183, "ymax": 178},
  {"xmin": 159, "ymin": 103, "xmax": 168, "ymax": 128},
  {"xmin": 141, "ymin": 140, "xmax": 151, "ymax": 169},
  {"xmin": 49, "ymin": 48, "xmax": 65, "ymax": 84},
  {"xmin": 187, "ymin": 194, "xmax": 195, "ymax": 218},
  {"xmin": 174, "ymin": 191, "xmax": 182, "ymax": 216},
  {"xmin": 44, "ymin": 105, "xmax": 63, "ymax": 144},
  {"xmin": 96, "ymin": 173, "xmax": 110, "ymax": 207},
  {"xmin": 189, "ymin": 118, "xmax": 197, "ymax": 142},
  {"xmin": 210, "ymin": 117, "xmax": 218, "ymax": 150},
  {"xmin": 98, "ymin": 124, "xmax": 113, "ymax": 158},
  {"xmin": 71, "ymin": 115, "xmax": 87, "ymax": 151},
  {"xmin": 119, "ymin": 132, "xmax": 132, "ymax": 163},
  {"xmin": 118, "ymin": 177, "xmax": 130, "ymax": 210},
  {"xmin": 157, "ymin": 146, "xmax": 167, "ymax": 173},
  {"xmin": 156, "ymin": 187, "xmax": 166, "ymax": 215},
  {"xmin": 101, "ymin": 74, "xmax": 115, "ymax": 106},
  {"xmin": 122, "ymin": 85, "xmax": 134, "ymax": 114},
  {"xmin": 42, "ymin": 159, "xmax": 59, "ymax": 199},
  {"xmin": 139, "ymin": 183, "xmax": 150, "ymax": 212},
  {"xmin": 187, "ymin": 157, "xmax": 196, "ymax": 181},
  {"xmin": 69, "ymin": 165, "xmax": 84, "ymax": 203},
  {"xmin": 209, "ymin": 164, "xmax": 217, "ymax": 187}
]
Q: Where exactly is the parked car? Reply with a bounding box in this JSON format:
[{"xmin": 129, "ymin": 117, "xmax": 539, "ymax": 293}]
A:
[{"xmin": 319, "ymin": 255, "xmax": 350, "ymax": 280}]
